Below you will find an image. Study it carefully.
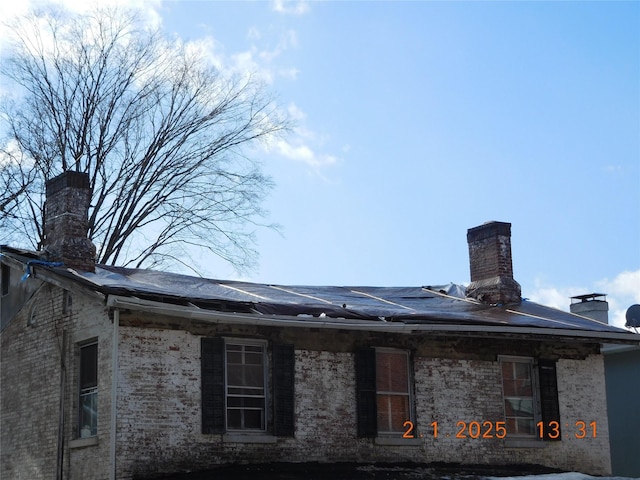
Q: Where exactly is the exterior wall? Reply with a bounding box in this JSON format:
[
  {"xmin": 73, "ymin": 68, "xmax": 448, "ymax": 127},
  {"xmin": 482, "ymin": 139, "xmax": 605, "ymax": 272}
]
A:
[
  {"xmin": 115, "ymin": 321, "xmax": 612, "ymax": 479},
  {"xmin": 3, "ymin": 285, "xmax": 613, "ymax": 480},
  {"xmin": 0, "ymin": 281, "xmax": 113, "ymax": 480},
  {"xmin": 604, "ymin": 346, "xmax": 640, "ymax": 477}
]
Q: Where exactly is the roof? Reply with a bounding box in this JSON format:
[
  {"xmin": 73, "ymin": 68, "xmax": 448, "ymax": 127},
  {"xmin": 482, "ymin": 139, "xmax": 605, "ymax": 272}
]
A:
[{"xmin": 1, "ymin": 246, "xmax": 638, "ymax": 343}]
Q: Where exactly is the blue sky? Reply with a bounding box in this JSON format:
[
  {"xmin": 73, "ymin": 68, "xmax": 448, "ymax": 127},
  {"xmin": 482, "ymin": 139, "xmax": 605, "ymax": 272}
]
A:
[{"xmin": 2, "ymin": 0, "xmax": 639, "ymax": 328}]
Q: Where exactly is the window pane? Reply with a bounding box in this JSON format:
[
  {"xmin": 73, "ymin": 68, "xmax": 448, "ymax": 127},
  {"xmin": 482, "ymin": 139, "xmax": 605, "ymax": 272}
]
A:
[
  {"xmin": 244, "ymin": 365, "xmax": 264, "ymax": 387},
  {"xmin": 227, "ymin": 409, "xmax": 241, "ymax": 429},
  {"xmin": 227, "ymin": 364, "xmax": 242, "ymax": 385},
  {"xmin": 228, "ymin": 397, "xmax": 265, "ymax": 408},
  {"xmin": 516, "ymin": 418, "xmax": 535, "ymax": 435},
  {"xmin": 505, "ymin": 398, "xmax": 533, "ymax": 416},
  {"xmin": 243, "ymin": 409, "xmax": 263, "ymax": 429},
  {"xmin": 227, "ymin": 351, "xmax": 242, "ymax": 364},
  {"xmin": 80, "ymin": 344, "xmax": 97, "ymax": 390},
  {"xmin": 245, "ymin": 352, "xmax": 263, "ymax": 365},
  {"xmin": 376, "ymin": 352, "xmax": 408, "ymax": 394},
  {"xmin": 79, "ymin": 390, "xmax": 97, "ymax": 437},
  {"xmin": 377, "ymin": 394, "xmax": 410, "ymax": 432},
  {"xmin": 514, "ymin": 362, "xmax": 529, "ymax": 378}
]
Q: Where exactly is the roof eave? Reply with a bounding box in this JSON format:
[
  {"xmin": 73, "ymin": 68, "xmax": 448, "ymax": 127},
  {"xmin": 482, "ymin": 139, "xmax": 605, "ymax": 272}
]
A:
[{"xmin": 106, "ymin": 295, "xmax": 640, "ymax": 344}]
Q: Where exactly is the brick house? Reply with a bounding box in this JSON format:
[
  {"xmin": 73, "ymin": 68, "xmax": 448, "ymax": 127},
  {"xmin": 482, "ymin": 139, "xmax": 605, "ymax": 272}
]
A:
[{"xmin": 1, "ymin": 172, "xmax": 638, "ymax": 480}]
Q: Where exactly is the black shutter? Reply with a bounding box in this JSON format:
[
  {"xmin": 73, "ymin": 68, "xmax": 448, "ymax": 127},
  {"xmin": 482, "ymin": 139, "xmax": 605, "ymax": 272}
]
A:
[
  {"xmin": 201, "ymin": 337, "xmax": 225, "ymax": 434},
  {"xmin": 538, "ymin": 359, "xmax": 561, "ymax": 441},
  {"xmin": 273, "ymin": 344, "xmax": 295, "ymax": 436},
  {"xmin": 355, "ymin": 347, "xmax": 377, "ymax": 437}
]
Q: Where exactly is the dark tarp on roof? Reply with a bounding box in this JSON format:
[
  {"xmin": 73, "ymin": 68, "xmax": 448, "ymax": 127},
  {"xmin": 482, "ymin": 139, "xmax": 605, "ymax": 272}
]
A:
[
  {"xmin": 1, "ymin": 246, "xmax": 636, "ymax": 338},
  {"xmin": 72, "ymin": 265, "xmax": 630, "ymax": 334}
]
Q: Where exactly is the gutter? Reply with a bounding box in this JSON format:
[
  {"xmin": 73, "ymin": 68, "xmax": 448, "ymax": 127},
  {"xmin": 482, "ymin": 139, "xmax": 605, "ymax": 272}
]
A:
[{"xmin": 106, "ymin": 295, "xmax": 639, "ymax": 344}]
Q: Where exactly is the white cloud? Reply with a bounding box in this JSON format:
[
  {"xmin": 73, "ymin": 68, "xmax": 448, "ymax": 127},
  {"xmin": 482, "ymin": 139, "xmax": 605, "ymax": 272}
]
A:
[
  {"xmin": 265, "ymin": 103, "xmax": 338, "ymax": 169},
  {"xmin": 287, "ymin": 102, "xmax": 307, "ymax": 121},
  {"xmin": 273, "ymin": 138, "xmax": 337, "ymax": 168},
  {"xmin": 278, "ymin": 67, "xmax": 300, "ymax": 80},
  {"xmin": 271, "ymin": 0, "xmax": 309, "ymax": 15},
  {"xmin": 225, "ymin": 28, "xmax": 300, "ymax": 85},
  {"xmin": 0, "ymin": 0, "xmax": 162, "ymax": 58},
  {"xmin": 528, "ymin": 269, "xmax": 640, "ymax": 330}
]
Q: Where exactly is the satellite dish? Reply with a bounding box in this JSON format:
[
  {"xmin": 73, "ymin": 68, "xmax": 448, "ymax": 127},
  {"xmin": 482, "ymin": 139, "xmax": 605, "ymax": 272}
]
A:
[{"xmin": 625, "ymin": 304, "xmax": 640, "ymax": 328}]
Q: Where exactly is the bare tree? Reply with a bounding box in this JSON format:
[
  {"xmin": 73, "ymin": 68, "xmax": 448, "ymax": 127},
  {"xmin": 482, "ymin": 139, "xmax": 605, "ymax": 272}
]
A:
[{"xmin": 0, "ymin": 6, "xmax": 287, "ymax": 272}]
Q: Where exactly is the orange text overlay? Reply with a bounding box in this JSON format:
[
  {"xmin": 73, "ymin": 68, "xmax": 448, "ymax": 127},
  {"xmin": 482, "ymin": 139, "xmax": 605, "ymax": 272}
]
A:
[{"xmin": 402, "ymin": 421, "xmax": 597, "ymax": 439}]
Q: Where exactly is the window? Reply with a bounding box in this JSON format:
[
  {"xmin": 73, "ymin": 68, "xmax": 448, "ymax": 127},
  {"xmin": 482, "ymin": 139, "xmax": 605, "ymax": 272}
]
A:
[
  {"xmin": 225, "ymin": 341, "xmax": 267, "ymax": 431},
  {"xmin": 499, "ymin": 356, "xmax": 561, "ymax": 440},
  {"xmin": 356, "ymin": 347, "xmax": 413, "ymax": 437},
  {"xmin": 501, "ymin": 358, "xmax": 536, "ymax": 436},
  {"xmin": 201, "ymin": 338, "xmax": 294, "ymax": 436},
  {"xmin": 376, "ymin": 349, "xmax": 411, "ymax": 434},
  {"xmin": 79, "ymin": 343, "xmax": 98, "ymax": 438}
]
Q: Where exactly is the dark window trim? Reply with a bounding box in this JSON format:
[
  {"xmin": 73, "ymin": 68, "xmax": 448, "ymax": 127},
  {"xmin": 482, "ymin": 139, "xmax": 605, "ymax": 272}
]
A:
[
  {"xmin": 201, "ymin": 337, "xmax": 225, "ymax": 434},
  {"xmin": 273, "ymin": 343, "xmax": 295, "ymax": 436},
  {"xmin": 1, "ymin": 263, "xmax": 9, "ymax": 296},
  {"xmin": 538, "ymin": 359, "xmax": 561, "ymax": 441},
  {"xmin": 355, "ymin": 346, "xmax": 378, "ymax": 438}
]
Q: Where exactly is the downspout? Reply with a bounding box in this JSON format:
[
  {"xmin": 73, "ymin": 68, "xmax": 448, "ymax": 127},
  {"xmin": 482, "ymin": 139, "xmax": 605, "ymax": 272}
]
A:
[
  {"xmin": 110, "ymin": 309, "xmax": 119, "ymax": 480},
  {"xmin": 56, "ymin": 330, "xmax": 67, "ymax": 480}
]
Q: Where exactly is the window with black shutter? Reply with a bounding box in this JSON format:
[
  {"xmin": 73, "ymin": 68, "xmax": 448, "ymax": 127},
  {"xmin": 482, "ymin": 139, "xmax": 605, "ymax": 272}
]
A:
[
  {"xmin": 201, "ymin": 338, "xmax": 295, "ymax": 437},
  {"xmin": 499, "ymin": 356, "xmax": 561, "ymax": 441},
  {"xmin": 356, "ymin": 347, "xmax": 413, "ymax": 438}
]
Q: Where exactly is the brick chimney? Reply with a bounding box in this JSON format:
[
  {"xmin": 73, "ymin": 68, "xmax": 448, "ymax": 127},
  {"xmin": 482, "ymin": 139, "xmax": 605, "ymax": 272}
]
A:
[
  {"xmin": 466, "ymin": 221, "xmax": 521, "ymax": 305},
  {"xmin": 43, "ymin": 171, "xmax": 96, "ymax": 272}
]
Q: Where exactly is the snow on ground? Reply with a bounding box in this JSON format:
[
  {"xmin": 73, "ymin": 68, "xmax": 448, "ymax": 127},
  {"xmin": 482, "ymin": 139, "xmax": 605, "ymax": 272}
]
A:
[{"xmin": 486, "ymin": 474, "xmax": 638, "ymax": 480}]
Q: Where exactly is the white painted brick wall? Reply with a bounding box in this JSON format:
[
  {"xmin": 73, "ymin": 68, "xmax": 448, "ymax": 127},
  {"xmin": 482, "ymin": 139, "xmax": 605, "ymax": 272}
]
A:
[
  {"xmin": 3, "ymin": 287, "xmax": 612, "ymax": 480},
  {"xmin": 1, "ymin": 284, "xmax": 113, "ymax": 480},
  {"xmin": 114, "ymin": 327, "xmax": 612, "ymax": 479}
]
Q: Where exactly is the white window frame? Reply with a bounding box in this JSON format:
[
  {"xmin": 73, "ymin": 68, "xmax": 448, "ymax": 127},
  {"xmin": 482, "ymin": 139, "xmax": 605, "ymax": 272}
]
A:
[
  {"xmin": 78, "ymin": 341, "xmax": 98, "ymax": 438},
  {"xmin": 375, "ymin": 347, "xmax": 413, "ymax": 435},
  {"xmin": 223, "ymin": 338, "xmax": 268, "ymax": 432},
  {"xmin": 498, "ymin": 355, "xmax": 540, "ymax": 438}
]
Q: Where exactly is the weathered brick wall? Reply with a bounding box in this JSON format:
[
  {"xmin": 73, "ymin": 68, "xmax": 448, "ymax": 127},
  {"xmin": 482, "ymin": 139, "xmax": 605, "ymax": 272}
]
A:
[
  {"xmin": 415, "ymin": 357, "xmax": 506, "ymax": 464},
  {"xmin": 414, "ymin": 355, "xmax": 611, "ymax": 474},
  {"xmin": 0, "ymin": 282, "xmax": 113, "ymax": 480},
  {"xmin": 115, "ymin": 324, "xmax": 612, "ymax": 479}
]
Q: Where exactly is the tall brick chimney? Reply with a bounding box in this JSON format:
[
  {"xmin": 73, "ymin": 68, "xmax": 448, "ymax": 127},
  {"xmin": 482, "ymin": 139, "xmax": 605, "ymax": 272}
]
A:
[
  {"xmin": 43, "ymin": 171, "xmax": 96, "ymax": 272},
  {"xmin": 466, "ymin": 221, "xmax": 521, "ymax": 305}
]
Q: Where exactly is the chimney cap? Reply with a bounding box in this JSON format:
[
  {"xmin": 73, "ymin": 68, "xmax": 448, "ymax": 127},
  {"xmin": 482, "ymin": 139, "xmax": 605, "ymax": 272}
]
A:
[
  {"xmin": 467, "ymin": 221, "xmax": 512, "ymax": 243},
  {"xmin": 45, "ymin": 171, "xmax": 90, "ymax": 197},
  {"xmin": 570, "ymin": 293, "xmax": 607, "ymax": 304}
]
